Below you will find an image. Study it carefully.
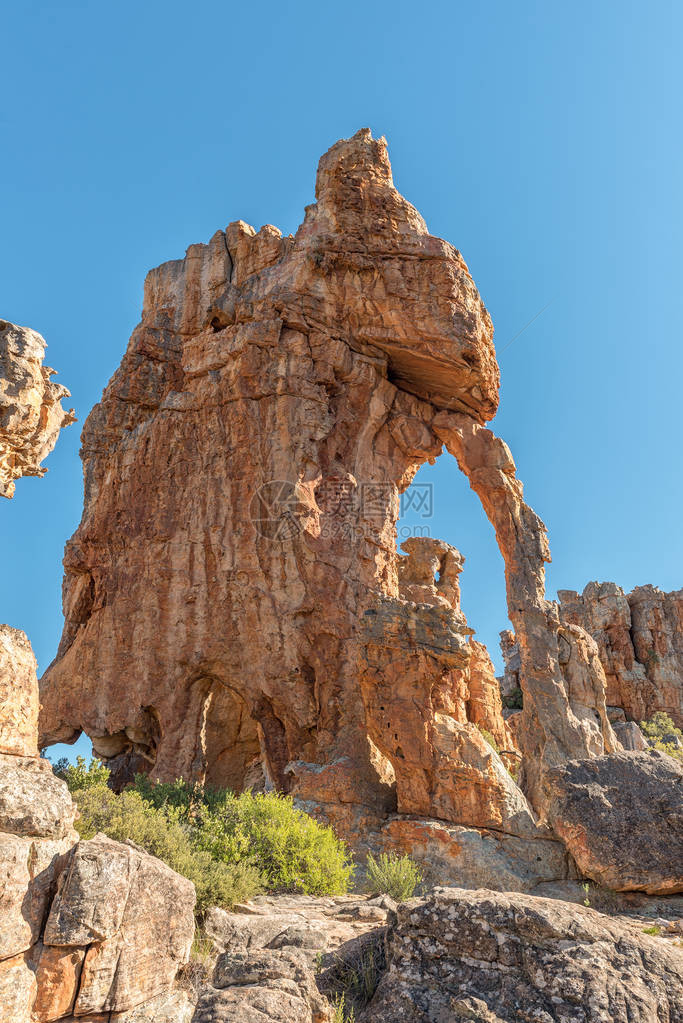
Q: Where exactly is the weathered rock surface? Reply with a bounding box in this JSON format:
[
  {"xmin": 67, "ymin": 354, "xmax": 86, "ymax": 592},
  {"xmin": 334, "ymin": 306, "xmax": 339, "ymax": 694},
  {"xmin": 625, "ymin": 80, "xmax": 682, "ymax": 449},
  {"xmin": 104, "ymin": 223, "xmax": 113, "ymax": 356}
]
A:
[
  {"xmin": 36, "ymin": 129, "xmax": 681, "ymax": 896},
  {"xmin": 559, "ymin": 581, "xmax": 683, "ymax": 727},
  {"xmin": 203, "ymin": 893, "xmax": 394, "ymax": 966},
  {"xmin": 546, "ymin": 749, "xmax": 683, "ymax": 894},
  {"xmin": 0, "ymin": 624, "xmax": 41, "ymax": 756},
  {"xmin": 193, "ymin": 949, "xmax": 333, "ymax": 1023},
  {"xmin": 0, "ymin": 625, "xmax": 195, "ymax": 1023},
  {"xmin": 0, "ymin": 319, "xmax": 74, "ymax": 498},
  {"xmin": 39, "ymin": 130, "xmax": 541, "ymax": 870},
  {"xmin": 362, "ymin": 887, "xmax": 683, "ymax": 1023},
  {"xmin": 432, "ymin": 414, "xmax": 619, "ymax": 813}
]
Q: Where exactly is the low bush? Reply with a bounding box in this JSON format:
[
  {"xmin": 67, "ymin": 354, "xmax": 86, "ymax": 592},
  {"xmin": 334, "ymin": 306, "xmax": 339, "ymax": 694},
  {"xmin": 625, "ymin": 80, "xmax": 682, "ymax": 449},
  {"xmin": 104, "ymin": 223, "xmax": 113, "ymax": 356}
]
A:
[
  {"xmin": 365, "ymin": 851, "xmax": 421, "ymax": 901},
  {"xmin": 53, "ymin": 754, "xmax": 110, "ymax": 790},
  {"xmin": 58, "ymin": 758, "xmax": 354, "ymax": 913},
  {"xmin": 640, "ymin": 712, "xmax": 683, "ymax": 764},
  {"xmin": 73, "ymin": 783, "xmax": 262, "ymax": 912}
]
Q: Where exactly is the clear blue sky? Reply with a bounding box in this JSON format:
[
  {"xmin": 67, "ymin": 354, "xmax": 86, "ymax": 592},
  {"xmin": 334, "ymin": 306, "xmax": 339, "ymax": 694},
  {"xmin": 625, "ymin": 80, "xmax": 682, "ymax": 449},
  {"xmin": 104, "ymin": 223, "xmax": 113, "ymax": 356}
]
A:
[{"xmin": 2, "ymin": 1, "xmax": 682, "ymax": 763}]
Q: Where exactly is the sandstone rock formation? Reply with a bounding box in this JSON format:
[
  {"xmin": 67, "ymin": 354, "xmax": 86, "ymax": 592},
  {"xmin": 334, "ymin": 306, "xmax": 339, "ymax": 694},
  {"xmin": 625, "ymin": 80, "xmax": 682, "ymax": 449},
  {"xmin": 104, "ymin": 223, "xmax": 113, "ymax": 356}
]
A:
[
  {"xmin": 559, "ymin": 581, "xmax": 683, "ymax": 727},
  {"xmin": 0, "ymin": 624, "xmax": 195, "ymax": 1023},
  {"xmin": 38, "ymin": 129, "xmax": 680, "ymax": 894},
  {"xmin": 546, "ymin": 749, "xmax": 683, "ymax": 894},
  {"xmin": 39, "ymin": 131, "xmax": 533, "ymax": 854},
  {"xmin": 362, "ymin": 887, "xmax": 683, "ymax": 1023},
  {"xmin": 0, "ymin": 319, "xmax": 75, "ymax": 498}
]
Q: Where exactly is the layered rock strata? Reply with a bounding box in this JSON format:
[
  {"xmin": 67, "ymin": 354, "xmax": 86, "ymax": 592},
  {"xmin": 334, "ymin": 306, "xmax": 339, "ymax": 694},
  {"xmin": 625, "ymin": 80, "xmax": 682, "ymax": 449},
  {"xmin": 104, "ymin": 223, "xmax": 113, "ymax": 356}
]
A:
[
  {"xmin": 0, "ymin": 319, "xmax": 75, "ymax": 498},
  {"xmin": 0, "ymin": 626, "xmax": 195, "ymax": 1023}
]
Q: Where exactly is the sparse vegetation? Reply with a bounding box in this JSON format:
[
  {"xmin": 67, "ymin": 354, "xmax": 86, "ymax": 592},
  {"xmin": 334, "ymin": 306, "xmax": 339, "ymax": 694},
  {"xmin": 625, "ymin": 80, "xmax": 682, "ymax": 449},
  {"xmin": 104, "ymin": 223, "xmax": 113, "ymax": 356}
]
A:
[
  {"xmin": 57, "ymin": 758, "xmax": 354, "ymax": 915},
  {"xmin": 642, "ymin": 925, "xmax": 662, "ymax": 936},
  {"xmin": 177, "ymin": 929, "xmax": 215, "ymax": 996},
  {"xmin": 320, "ymin": 935, "xmax": 385, "ymax": 1019},
  {"xmin": 331, "ymin": 993, "xmax": 356, "ymax": 1023},
  {"xmin": 502, "ymin": 686, "xmax": 523, "ymax": 710},
  {"xmin": 640, "ymin": 712, "xmax": 683, "ymax": 764},
  {"xmin": 477, "ymin": 726, "xmax": 500, "ymax": 753},
  {"xmin": 365, "ymin": 851, "xmax": 421, "ymax": 901}
]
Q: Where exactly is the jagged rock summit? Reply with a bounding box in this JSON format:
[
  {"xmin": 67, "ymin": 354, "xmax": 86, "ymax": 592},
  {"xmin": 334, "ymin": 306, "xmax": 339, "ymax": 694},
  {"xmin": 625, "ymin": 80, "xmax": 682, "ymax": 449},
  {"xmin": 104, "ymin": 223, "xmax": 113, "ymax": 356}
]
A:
[
  {"xmin": 39, "ymin": 129, "xmax": 682, "ymax": 896},
  {"xmin": 0, "ymin": 319, "xmax": 75, "ymax": 498}
]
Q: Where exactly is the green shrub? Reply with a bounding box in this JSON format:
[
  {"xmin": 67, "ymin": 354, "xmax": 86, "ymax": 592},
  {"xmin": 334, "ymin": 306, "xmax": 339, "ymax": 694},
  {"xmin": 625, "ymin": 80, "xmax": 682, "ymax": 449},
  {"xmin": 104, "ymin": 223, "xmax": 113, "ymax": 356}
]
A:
[
  {"xmin": 53, "ymin": 754, "xmax": 110, "ymax": 790},
  {"xmin": 365, "ymin": 852, "xmax": 421, "ymax": 901},
  {"xmin": 64, "ymin": 765, "xmax": 353, "ymax": 912},
  {"xmin": 331, "ymin": 993, "xmax": 356, "ymax": 1023},
  {"xmin": 640, "ymin": 712, "xmax": 683, "ymax": 764},
  {"xmin": 502, "ymin": 686, "xmax": 523, "ymax": 710},
  {"xmin": 136, "ymin": 780, "xmax": 355, "ymax": 896},
  {"xmin": 73, "ymin": 783, "xmax": 261, "ymax": 912}
]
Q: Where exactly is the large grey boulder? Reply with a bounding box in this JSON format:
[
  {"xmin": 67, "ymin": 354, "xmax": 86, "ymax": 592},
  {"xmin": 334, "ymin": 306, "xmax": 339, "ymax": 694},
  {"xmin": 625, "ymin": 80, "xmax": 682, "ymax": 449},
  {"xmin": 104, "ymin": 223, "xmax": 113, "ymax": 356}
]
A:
[
  {"xmin": 45, "ymin": 833, "xmax": 196, "ymax": 1015},
  {"xmin": 362, "ymin": 887, "xmax": 683, "ymax": 1023},
  {"xmin": 546, "ymin": 749, "xmax": 683, "ymax": 894}
]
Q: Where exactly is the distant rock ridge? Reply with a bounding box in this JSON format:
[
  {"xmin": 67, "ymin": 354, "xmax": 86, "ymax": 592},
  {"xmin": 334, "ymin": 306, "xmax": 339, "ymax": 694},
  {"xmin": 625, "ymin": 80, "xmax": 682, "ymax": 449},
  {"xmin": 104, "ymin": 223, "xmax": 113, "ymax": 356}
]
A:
[{"xmin": 0, "ymin": 319, "xmax": 75, "ymax": 498}]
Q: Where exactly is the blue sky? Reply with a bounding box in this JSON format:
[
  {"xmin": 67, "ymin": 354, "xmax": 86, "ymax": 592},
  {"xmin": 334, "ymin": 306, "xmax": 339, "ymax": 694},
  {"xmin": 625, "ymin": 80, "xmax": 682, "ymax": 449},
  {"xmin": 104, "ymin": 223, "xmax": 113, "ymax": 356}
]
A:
[{"xmin": 2, "ymin": 1, "xmax": 682, "ymax": 762}]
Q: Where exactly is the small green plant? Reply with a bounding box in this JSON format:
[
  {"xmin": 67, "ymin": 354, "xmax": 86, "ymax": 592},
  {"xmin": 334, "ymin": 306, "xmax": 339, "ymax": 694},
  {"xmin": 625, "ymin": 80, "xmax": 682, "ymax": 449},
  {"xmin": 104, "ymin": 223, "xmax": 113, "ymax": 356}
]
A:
[
  {"xmin": 52, "ymin": 755, "xmax": 111, "ymax": 790},
  {"xmin": 502, "ymin": 686, "xmax": 523, "ymax": 710},
  {"xmin": 177, "ymin": 928, "xmax": 215, "ymax": 995},
  {"xmin": 321, "ymin": 936, "xmax": 384, "ymax": 1018},
  {"xmin": 477, "ymin": 726, "xmax": 500, "ymax": 753},
  {"xmin": 365, "ymin": 852, "xmax": 421, "ymax": 901},
  {"xmin": 331, "ymin": 993, "xmax": 356, "ymax": 1023},
  {"xmin": 642, "ymin": 925, "xmax": 662, "ymax": 936},
  {"xmin": 582, "ymin": 881, "xmax": 591, "ymax": 907},
  {"xmin": 640, "ymin": 712, "xmax": 683, "ymax": 764}
]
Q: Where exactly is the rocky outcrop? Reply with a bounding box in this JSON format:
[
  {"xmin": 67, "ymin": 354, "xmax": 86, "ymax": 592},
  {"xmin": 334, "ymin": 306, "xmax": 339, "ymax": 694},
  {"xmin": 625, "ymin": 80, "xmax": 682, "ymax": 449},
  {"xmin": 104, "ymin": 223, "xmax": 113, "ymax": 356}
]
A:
[
  {"xmin": 362, "ymin": 887, "xmax": 683, "ymax": 1023},
  {"xmin": 546, "ymin": 750, "xmax": 683, "ymax": 894},
  {"xmin": 38, "ymin": 131, "xmax": 536, "ymax": 860},
  {"xmin": 0, "ymin": 625, "xmax": 195, "ymax": 1023},
  {"xmin": 0, "ymin": 320, "xmax": 75, "ymax": 498},
  {"xmin": 559, "ymin": 581, "xmax": 683, "ymax": 727},
  {"xmin": 37, "ymin": 129, "xmax": 680, "ymax": 895}
]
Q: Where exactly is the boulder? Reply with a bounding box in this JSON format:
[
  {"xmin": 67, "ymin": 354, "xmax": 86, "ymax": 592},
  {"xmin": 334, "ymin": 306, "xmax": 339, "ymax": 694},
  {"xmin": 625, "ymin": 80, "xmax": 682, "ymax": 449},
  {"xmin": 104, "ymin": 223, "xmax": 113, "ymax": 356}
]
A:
[
  {"xmin": 45, "ymin": 833, "xmax": 196, "ymax": 1014},
  {"xmin": 362, "ymin": 887, "xmax": 683, "ymax": 1023},
  {"xmin": 193, "ymin": 949, "xmax": 333, "ymax": 1023},
  {"xmin": 546, "ymin": 750, "xmax": 683, "ymax": 894}
]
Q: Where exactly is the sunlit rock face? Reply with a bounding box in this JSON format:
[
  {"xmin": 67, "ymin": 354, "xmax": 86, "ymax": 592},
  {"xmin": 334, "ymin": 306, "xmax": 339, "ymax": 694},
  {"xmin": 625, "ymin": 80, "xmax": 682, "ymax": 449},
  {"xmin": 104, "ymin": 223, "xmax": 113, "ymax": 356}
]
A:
[
  {"xmin": 0, "ymin": 320, "xmax": 74, "ymax": 498},
  {"xmin": 38, "ymin": 129, "xmax": 681, "ymax": 895}
]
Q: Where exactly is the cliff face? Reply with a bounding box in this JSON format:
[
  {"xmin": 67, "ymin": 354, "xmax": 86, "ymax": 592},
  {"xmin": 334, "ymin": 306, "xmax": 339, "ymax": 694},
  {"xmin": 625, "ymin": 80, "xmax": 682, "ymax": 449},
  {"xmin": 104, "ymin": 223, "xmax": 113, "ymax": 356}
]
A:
[
  {"xmin": 559, "ymin": 582, "xmax": 683, "ymax": 727},
  {"xmin": 39, "ymin": 130, "xmax": 505, "ymax": 819},
  {"xmin": 0, "ymin": 320, "xmax": 75, "ymax": 498},
  {"xmin": 38, "ymin": 130, "xmax": 680, "ymax": 894}
]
